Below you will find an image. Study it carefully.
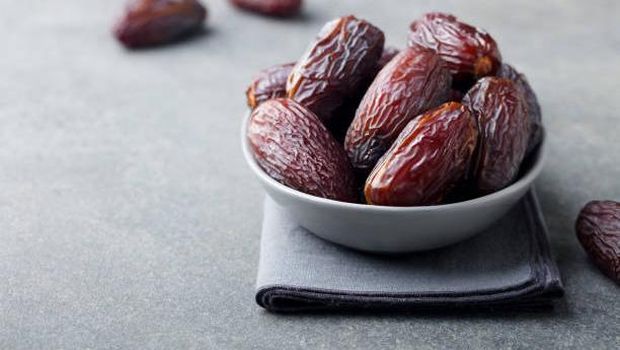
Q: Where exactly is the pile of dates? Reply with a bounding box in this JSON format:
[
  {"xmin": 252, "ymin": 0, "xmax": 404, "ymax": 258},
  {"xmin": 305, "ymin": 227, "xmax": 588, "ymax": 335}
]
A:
[{"xmin": 246, "ymin": 13, "xmax": 543, "ymax": 207}]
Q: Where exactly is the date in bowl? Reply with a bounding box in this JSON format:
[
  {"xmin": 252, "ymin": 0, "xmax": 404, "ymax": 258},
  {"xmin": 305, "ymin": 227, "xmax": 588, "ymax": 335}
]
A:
[{"xmin": 241, "ymin": 114, "xmax": 546, "ymax": 253}]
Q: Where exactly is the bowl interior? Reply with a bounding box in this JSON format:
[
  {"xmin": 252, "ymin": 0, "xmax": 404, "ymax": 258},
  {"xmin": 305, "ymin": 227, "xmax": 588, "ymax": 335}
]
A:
[{"xmin": 241, "ymin": 112, "xmax": 546, "ymax": 213}]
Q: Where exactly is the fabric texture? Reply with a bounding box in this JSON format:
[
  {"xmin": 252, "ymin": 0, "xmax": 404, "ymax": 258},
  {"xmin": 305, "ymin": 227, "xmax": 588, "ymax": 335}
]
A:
[{"xmin": 255, "ymin": 191, "xmax": 563, "ymax": 312}]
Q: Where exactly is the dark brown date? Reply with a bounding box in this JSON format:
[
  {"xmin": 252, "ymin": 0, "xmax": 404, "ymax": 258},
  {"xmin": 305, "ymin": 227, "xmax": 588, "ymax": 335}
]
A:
[
  {"xmin": 246, "ymin": 62, "xmax": 295, "ymax": 109},
  {"xmin": 462, "ymin": 77, "xmax": 530, "ymax": 193},
  {"xmin": 364, "ymin": 102, "xmax": 478, "ymax": 206},
  {"xmin": 326, "ymin": 46, "xmax": 400, "ymax": 141},
  {"xmin": 497, "ymin": 63, "xmax": 543, "ymax": 154},
  {"xmin": 408, "ymin": 12, "xmax": 501, "ymax": 86},
  {"xmin": 345, "ymin": 46, "xmax": 451, "ymax": 172},
  {"xmin": 229, "ymin": 0, "xmax": 302, "ymax": 17},
  {"xmin": 114, "ymin": 0, "xmax": 207, "ymax": 48},
  {"xmin": 287, "ymin": 15, "xmax": 384, "ymax": 123},
  {"xmin": 576, "ymin": 200, "xmax": 620, "ymax": 284},
  {"xmin": 247, "ymin": 98, "xmax": 357, "ymax": 202}
]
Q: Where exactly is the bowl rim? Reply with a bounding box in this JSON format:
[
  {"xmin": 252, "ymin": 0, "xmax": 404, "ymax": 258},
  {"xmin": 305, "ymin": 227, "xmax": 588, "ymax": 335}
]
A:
[{"xmin": 241, "ymin": 111, "xmax": 546, "ymax": 213}]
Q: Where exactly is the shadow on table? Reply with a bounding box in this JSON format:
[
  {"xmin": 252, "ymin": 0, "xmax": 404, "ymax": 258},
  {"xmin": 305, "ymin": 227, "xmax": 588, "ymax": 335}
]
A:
[{"xmin": 117, "ymin": 27, "xmax": 213, "ymax": 52}]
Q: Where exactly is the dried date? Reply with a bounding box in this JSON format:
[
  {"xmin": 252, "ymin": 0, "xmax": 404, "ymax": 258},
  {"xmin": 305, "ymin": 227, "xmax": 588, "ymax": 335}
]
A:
[
  {"xmin": 327, "ymin": 46, "xmax": 401, "ymax": 141},
  {"xmin": 462, "ymin": 77, "xmax": 530, "ymax": 193},
  {"xmin": 364, "ymin": 102, "xmax": 478, "ymax": 206},
  {"xmin": 246, "ymin": 62, "xmax": 295, "ymax": 109},
  {"xmin": 229, "ymin": 0, "xmax": 302, "ymax": 17},
  {"xmin": 497, "ymin": 63, "xmax": 543, "ymax": 154},
  {"xmin": 114, "ymin": 0, "xmax": 207, "ymax": 48},
  {"xmin": 345, "ymin": 46, "xmax": 451, "ymax": 172},
  {"xmin": 408, "ymin": 12, "xmax": 501, "ymax": 86},
  {"xmin": 287, "ymin": 15, "xmax": 384, "ymax": 123},
  {"xmin": 576, "ymin": 200, "xmax": 620, "ymax": 284},
  {"xmin": 247, "ymin": 98, "xmax": 357, "ymax": 202}
]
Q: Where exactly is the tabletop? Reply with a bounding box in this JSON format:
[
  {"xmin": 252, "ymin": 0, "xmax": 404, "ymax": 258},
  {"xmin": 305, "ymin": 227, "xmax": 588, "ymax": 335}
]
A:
[{"xmin": 0, "ymin": 0, "xmax": 618, "ymax": 348}]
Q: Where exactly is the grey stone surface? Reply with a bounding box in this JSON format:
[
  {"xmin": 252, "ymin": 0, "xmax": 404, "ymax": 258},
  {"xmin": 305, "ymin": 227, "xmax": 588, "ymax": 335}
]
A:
[{"xmin": 0, "ymin": 0, "xmax": 618, "ymax": 349}]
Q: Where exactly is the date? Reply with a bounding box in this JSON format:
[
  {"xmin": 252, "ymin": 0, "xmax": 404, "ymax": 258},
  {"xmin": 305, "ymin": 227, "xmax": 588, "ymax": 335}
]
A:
[
  {"xmin": 326, "ymin": 46, "xmax": 401, "ymax": 141},
  {"xmin": 327, "ymin": 48, "xmax": 400, "ymax": 142},
  {"xmin": 229, "ymin": 0, "xmax": 302, "ymax": 17},
  {"xmin": 246, "ymin": 62, "xmax": 295, "ymax": 109},
  {"xmin": 462, "ymin": 77, "xmax": 530, "ymax": 193},
  {"xmin": 247, "ymin": 98, "xmax": 357, "ymax": 202},
  {"xmin": 576, "ymin": 200, "xmax": 620, "ymax": 284},
  {"xmin": 408, "ymin": 12, "xmax": 501, "ymax": 86},
  {"xmin": 364, "ymin": 102, "xmax": 478, "ymax": 206},
  {"xmin": 114, "ymin": 0, "xmax": 207, "ymax": 48},
  {"xmin": 287, "ymin": 15, "xmax": 384, "ymax": 123},
  {"xmin": 345, "ymin": 46, "xmax": 451, "ymax": 172},
  {"xmin": 497, "ymin": 63, "xmax": 543, "ymax": 154}
]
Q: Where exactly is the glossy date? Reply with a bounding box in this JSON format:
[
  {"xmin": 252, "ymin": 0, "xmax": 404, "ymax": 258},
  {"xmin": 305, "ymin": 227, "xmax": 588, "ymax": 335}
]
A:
[
  {"xmin": 576, "ymin": 200, "xmax": 620, "ymax": 284},
  {"xmin": 114, "ymin": 0, "xmax": 207, "ymax": 48},
  {"xmin": 246, "ymin": 62, "xmax": 295, "ymax": 109},
  {"xmin": 345, "ymin": 46, "xmax": 451, "ymax": 172},
  {"xmin": 497, "ymin": 63, "xmax": 543, "ymax": 154},
  {"xmin": 247, "ymin": 98, "xmax": 357, "ymax": 202},
  {"xmin": 462, "ymin": 77, "xmax": 530, "ymax": 193},
  {"xmin": 287, "ymin": 15, "xmax": 384, "ymax": 123},
  {"xmin": 364, "ymin": 102, "xmax": 478, "ymax": 206},
  {"xmin": 408, "ymin": 12, "xmax": 501, "ymax": 86}
]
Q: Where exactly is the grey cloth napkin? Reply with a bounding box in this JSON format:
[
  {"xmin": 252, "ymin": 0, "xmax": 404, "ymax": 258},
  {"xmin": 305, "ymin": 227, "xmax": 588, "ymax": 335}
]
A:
[{"xmin": 255, "ymin": 191, "xmax": 564, "ymax": 313}]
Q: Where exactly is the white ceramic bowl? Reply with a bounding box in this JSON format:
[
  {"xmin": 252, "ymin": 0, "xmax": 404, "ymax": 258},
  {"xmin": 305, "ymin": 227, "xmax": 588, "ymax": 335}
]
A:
[{"xmin": 242, "ymin": 114, "xmax": 545, "ymax": 253}]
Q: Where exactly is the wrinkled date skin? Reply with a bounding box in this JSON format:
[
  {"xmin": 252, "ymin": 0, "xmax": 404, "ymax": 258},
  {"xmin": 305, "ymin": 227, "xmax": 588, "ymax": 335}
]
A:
[
  {"xmin": 327, "ymin": 46, "xmax": 400, "ymax": 143},
  {"xmin": 327, "ymin": 46, "xmax": 400, "ymax": 142},
  {"xmin": 114, "ymin": 0, "xmax": 207, "ymax": 48},
  {"xmin": 345, "ymin": 46, "xmax": 451, "ymax": 172},
  {"xmin": 497, "ymin": 63, "xmax": 543, "ymax": 154},
  {"xmin": 287, "ymin": 15, "xmax": 385, "ymax": 123},
  {"xmin": 364, "ymin": 102, "xmax": 478, "ymax": 206},
  {"xmin": 408, "ymin": 12, "xmax": 501, "ymax": 87},
  {"xmin": 246, "ymin": 63, "xmax": 295, "ymax": 109},
  {"xmin": 247, "ymin": 98, "xmax": 358, "ymax": 202},
  {"xmin": 229, "ymin": 0, "xmax": 302, "ymax": 17},
  {"xmin": 463, "ymin": 77, "xmax": 530, "ymax": 193},
  {"xmin": 576, "ymin": 200, "xmax": 620, "ymax": 284}
]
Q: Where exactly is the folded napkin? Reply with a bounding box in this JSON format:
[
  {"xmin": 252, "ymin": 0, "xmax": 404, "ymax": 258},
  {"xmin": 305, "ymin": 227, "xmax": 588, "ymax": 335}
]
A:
[{"xmin": 255, "ymin": 190, "xmax": 564, "ymax": 312}]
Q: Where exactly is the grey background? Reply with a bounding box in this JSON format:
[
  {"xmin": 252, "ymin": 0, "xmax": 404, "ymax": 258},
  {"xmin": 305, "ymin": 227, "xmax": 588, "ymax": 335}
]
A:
[{"xmin": 0, "ymin": 0, "xmax": 618, "ymax": 348}]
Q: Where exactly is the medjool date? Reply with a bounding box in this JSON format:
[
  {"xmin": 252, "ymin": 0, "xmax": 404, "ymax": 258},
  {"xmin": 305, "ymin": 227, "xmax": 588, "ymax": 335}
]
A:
[
  {"xmin": 576, "ymin": 200, "xmax": 620, "ymax": 284},
  {"xmin": 345, "ymin": 46, "xmax": 451, "ymax": 172},
  {"xmin": 497, "ymin": 63, "xmax": 543, "ymax": 154},
  {"xmin": 114, "ymin": 0, "xmax": 207, "ymax": 48},
  {"xmin": 327, "ymin": 46, "xmax": 400, "ymax": 142},
  {"xmin": 246, "ymin": 63, "xmax": 295, "ymax": 109},
  {"xmin": 287, "ymin": 15, "xmax": 384, "ymax": 123},
  {"xmin": 229, "ymin": 0, "xmax": 302, "ymax": 17},
  {"xmin": 364, "ymin": 102, "xmax": 478, "ymax": 206},
  {"xmin": 462, "ymin": 77, "xmax": 530, "ymax": 193},
  {"xmin": 247, "ymin": 98, "xmax": 357, "ymax": 202},
  {"xmin": 408, "ymin": 12, "xmax": 501, "ymax": 87}
]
